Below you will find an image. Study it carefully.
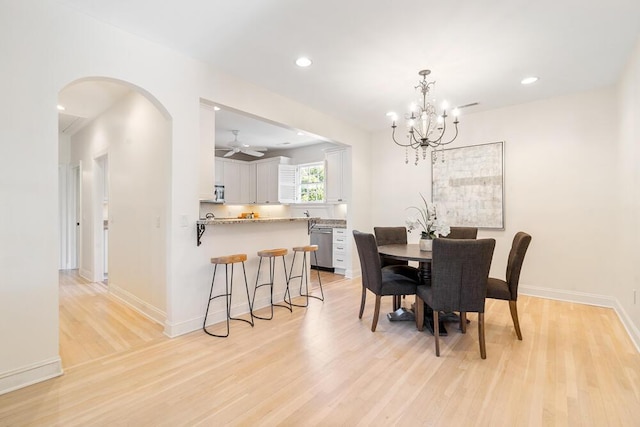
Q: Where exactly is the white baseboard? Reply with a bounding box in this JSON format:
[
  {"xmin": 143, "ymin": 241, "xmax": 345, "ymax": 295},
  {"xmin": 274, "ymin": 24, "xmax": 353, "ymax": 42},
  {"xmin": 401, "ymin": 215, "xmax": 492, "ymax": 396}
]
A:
[
  {"xmin": 109, "ymin": 283, "xmax": 166, "ymax": 326},
  {"xmin": 0, "ymin": 358, "xmax": 63, "ymax": 396},
  {"xmin": 520, "ymin": 285, "xmax": 640, "ymax": 353}
]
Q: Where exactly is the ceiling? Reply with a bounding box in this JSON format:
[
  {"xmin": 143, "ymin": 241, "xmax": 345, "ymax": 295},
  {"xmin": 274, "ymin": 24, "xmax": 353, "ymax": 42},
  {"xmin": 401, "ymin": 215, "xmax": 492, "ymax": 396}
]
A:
[{"xmin": 57, "ymin": 0, "xmax": 640, "ymax": 135}]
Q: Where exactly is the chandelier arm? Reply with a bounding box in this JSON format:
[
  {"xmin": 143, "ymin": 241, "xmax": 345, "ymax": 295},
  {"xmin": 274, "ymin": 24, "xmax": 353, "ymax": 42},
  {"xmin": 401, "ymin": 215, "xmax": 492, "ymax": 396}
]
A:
[
  {"xmin": 440, "ymin": 122, "xmax": 459, "ymax": 145},
  {"xmin": 434, "ymin": 117, "xmax": 447, "ymax": 144},
  {"xmin": 391, "ymin": 125, "xmax": 411, "ymax": 147},
  {"xmin": 410, "ymin": 131, "xmax": 424, "ymax": 147}
]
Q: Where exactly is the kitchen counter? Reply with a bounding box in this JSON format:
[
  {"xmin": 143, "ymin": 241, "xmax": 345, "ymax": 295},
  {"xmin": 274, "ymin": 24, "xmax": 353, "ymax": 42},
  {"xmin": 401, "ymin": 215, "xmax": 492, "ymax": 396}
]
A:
[
  {"xmin": 196, "ymin": 217, "xmax": 318, "ymax": 246},
  {"xmin": 197, "ymin": 216, "xmax": 318, "ymax": 225},
  {"xmin": 313, "ymin": 219, "xmax": 347, "ymax": 228}
]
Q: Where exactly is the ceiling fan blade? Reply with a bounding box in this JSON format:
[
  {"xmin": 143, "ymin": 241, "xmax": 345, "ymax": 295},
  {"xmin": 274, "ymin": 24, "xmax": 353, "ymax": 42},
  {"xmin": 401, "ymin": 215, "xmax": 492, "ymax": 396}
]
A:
[
  {"xmin": 223, "ymin": 150, "xmax": 235, "ymax": 157},
  {"xmin": 241, "ymin": 149, "xmax": 265, "ymax": 157}
]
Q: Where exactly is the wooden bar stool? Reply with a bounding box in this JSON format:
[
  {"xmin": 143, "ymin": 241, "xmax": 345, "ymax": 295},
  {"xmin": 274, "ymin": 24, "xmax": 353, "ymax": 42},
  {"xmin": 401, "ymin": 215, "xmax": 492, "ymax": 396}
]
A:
[
  {"xmin": 203, "ymin": 253, "xmax": 254, "ymax": 337},
  {"xmin": 287, "ymin": 245, "xmax": 324, "ymax": 307},
  {"xmin": 251, "ymin": 248, "xmax": 292, "ymax": 320}
]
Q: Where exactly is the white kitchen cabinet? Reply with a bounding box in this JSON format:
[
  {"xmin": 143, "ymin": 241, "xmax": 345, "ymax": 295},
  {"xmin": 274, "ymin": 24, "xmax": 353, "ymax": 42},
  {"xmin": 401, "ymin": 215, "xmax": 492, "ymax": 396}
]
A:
[
  {"xmin": 332, "ymin": 227, "xmax": 348, "ymax": 275},
  {"xmin": 215, "ymin": 158, "xmax": 224, "ymax": 185},
  {"xmin": 199, "ymin": 104, "xmax": 217, "ymax": 200},
  {"xmin": 244, "ymin": 162, "xmax": 256, "ymax": 204},
  {"xmin": 222, "ymin": 159, "xmax": 242, "ymax": 203},
  {"xmin": 255, "ymin": 156, "xmax": 290, "ymax": 204},
  {"xmin": 214, "ymin": 158, "xmax": 256, "ymax": 204},
  {"xmin": 325, "ymin": 148, "xmax": 349, "ymax": 203}
]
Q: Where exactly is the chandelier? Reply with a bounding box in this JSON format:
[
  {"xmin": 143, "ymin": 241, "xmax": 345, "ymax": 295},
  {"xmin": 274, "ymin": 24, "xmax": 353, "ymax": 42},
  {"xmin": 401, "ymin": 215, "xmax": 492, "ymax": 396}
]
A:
[{"xmin": 389, "ymin": 69, "xmax": 460, "ymax": 165}]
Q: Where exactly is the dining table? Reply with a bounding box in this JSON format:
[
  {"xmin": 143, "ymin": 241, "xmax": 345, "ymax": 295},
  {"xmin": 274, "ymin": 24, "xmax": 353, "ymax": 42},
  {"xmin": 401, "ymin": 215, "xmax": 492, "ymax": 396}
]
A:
[{"xmin": 378, "ymin": 243, "xmax": 457, "ymax": 336}]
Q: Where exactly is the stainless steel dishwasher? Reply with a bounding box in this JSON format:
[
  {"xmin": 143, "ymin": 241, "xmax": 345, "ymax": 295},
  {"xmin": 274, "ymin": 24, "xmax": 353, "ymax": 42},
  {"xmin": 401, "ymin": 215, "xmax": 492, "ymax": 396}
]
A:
[{"xmin": 310, "ymin": 226, "xmax": 333, "ymax": 270}]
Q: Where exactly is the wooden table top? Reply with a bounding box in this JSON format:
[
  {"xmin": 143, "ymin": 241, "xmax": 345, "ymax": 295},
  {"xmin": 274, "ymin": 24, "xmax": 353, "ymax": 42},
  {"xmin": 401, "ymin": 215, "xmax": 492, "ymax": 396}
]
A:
[{"xmin": 378, "ymin": 244, "xmax": 432, "ymax": 262}]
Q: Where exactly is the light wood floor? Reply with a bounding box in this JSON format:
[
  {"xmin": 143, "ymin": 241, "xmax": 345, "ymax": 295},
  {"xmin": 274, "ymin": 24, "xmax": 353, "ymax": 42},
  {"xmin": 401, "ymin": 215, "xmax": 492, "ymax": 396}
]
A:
[{"xmin": 1, "ymin": 271, "xmax": 639, "ymax": 426}]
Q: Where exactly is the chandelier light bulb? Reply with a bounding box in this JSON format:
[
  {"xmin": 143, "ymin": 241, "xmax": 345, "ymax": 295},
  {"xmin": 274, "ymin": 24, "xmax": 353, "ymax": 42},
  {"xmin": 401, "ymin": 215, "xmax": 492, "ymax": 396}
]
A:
[
  {"xmin": 441, "ymin": 100, "xmax": 449, "ymax": 111},
  {"xmin": 452, "ymin": 108, "xmax": 460, "ymax": 117}
]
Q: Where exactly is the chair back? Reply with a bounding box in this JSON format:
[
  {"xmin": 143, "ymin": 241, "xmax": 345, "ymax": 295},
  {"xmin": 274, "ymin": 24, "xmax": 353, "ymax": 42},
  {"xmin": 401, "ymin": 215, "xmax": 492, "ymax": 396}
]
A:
[
  {"xmin": 373, "ymin": 227, "xmax": 407, "ymax": 245},
  {"xmin": 443, "ymin": 226, "xmax": 478, "ymax": 239},
  {"xmin": 373, "ymin": 226, "xmax": 408, "ymax": 267},
  {"xmin": 431, "ymin": 238, "xmax": 496, "ymax": 313},
  {"xmin": 505, "ymin": 232, "xmax": 532, "ymax": 299},
  {"xmin": 353, "ymin": 230, "xmax": 383, "ymax": 294}
]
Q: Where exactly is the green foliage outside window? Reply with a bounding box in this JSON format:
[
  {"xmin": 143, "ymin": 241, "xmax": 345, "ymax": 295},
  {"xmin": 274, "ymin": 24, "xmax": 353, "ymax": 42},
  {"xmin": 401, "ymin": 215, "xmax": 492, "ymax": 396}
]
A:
[{"xmin": 299, "ymin": 163, "xmax": 325, "ymax": 202}]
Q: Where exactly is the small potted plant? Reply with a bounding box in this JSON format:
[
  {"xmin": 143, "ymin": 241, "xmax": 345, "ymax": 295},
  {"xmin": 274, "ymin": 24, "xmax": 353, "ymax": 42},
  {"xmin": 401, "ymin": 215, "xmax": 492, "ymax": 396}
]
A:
[{"xmin": 406, "ymin": 193, "xmax": 450, "ymax": 251}]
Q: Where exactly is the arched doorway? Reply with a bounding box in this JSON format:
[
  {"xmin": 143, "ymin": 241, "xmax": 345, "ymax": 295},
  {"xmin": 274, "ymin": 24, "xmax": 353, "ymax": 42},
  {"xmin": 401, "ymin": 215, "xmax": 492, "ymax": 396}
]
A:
[{"xmin": 58, "ymin": 77, "xmax": 171, "ymax": 366}]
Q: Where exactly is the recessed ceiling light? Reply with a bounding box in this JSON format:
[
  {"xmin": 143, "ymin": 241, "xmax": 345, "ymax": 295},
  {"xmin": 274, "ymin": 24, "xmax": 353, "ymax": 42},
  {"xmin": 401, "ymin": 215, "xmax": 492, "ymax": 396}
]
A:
[
  {"xmin": 57, "ymin": 104, "xmax": 65, "ymax": 111},
  {"xmin": 213, "ymin": 106, "xmax": 221, "ymax": 111},
  {"xmin": 521, "ymin": 76, "xmax": 539, "ymax": 85},
  {"xmin": 295, "ymin": 57, "xmax": 312, "ymax": 67},
  {"xmin": 297, "ymin": 131, "xmax": 304, "ymax": 136}
]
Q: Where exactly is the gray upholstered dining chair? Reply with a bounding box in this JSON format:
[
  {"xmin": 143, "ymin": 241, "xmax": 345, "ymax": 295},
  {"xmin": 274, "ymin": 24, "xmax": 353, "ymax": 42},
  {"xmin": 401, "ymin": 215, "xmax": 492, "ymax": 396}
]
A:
[
  {"xmin": 443, "ymin": 226, "xmax": 478, "ymax": 239},
  {"xmin": 373, "ymin": 226, "xmax": 408, "ymax": 268},
  {"xmin": 353, "ymin": 230, "xmax": 420, "ymax": 332},
  {"xmin": 415, "ymin": 238, "xmax": 495, "ymax": 358},
  {"xmin": 486, "ymin": 232, "xmax": 532, "ymax": 340},
  {"xmin": 373, "ymin": 226, "xmax": 419, "ymax": 310}
]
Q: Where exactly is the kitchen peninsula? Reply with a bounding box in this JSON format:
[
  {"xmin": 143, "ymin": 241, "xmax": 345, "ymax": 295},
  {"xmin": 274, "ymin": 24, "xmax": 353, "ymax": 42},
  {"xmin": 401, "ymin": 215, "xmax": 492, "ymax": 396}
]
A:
[
  {"xmin": 195, "ymin": 216, "xmax": 318, "ymax": 329},
  {"xmin": 196, "ymin": 216, "xmax": 317, "ymax": 246}
]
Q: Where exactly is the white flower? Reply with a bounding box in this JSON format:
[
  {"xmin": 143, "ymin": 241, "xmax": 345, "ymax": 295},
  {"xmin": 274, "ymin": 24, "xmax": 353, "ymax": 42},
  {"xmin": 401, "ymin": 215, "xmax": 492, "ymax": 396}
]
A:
[{"xmin": 406, "ymin": 193, "xmax": 450, "ymax": 239}]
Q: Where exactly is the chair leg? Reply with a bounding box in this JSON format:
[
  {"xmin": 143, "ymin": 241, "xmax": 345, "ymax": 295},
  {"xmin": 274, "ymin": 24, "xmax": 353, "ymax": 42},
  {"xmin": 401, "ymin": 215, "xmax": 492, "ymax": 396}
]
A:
[
  {"xmin": 478, "ymin": 312, "xmax": 486, "ymax": 359},
  {"xmin": 371, "ymin": 295, "xmax": 381, "ymax": 332},
  {"xmin": 415, "ymin": 296, "xmax": 424, "ymax": 331},
  {"xmin": 434, "ymin": 310, "xmax": 440, "ymax": 356},
  {"xmin": 509, "ymin": 300, "xmax": 523, "ymax": 340},
  {"xmin": 359, "ymin": 286, "xmax": 366, "ymax": 319},
  {"xmin": 392, "ymin": 295, "xmax": 400, "ymax": 311},
  {"xmin": 460, "ymin": 312, "xmax": 467, "ymax": 333}
]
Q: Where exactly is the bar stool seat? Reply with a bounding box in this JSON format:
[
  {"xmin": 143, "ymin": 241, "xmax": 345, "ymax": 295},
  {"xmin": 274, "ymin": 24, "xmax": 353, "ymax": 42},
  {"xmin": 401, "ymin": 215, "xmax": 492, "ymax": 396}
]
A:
[
  {"xmin": 288, "ymin": 244, "xmax": 324, "ymax": 307},
  {"xmin": 252, "ymin": 248, "xmax": 291, "ymax": 320},
  {"xmin": 203, "ymin": 253, "xmax": 254, "ymax": 338}
]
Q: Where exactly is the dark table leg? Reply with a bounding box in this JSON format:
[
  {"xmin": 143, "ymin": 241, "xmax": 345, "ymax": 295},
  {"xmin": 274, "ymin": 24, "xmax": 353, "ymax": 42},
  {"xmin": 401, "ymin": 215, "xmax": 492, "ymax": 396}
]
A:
[{"xmin": 417, "ymin": 260, "xmax": 448, "ymax": 336}]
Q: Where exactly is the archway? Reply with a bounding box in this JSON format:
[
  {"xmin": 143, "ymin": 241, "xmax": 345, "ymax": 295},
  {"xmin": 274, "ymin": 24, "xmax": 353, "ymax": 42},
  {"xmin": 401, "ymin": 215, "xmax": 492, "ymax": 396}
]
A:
[{"xmin": 58, "ymin": 77, "xmax": 172, "ymax": 366}]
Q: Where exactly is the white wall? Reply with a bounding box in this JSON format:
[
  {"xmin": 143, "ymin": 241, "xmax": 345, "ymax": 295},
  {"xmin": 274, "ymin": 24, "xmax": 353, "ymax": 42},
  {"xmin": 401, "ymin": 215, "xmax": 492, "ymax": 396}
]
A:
[
  {"xmin": 371, "ymin": 88, "xmax": 622, "ymax": 300},
  {"xmin": 0, "ymin": 0, "xmax": 370, "ymax": 394},
  {"xmin": 70, "ymin": 90, "xmax": 170, "ymax": 319},
  {"xmin": 614, "ymin": 37, "xmax": 640, "ymax": 343}
]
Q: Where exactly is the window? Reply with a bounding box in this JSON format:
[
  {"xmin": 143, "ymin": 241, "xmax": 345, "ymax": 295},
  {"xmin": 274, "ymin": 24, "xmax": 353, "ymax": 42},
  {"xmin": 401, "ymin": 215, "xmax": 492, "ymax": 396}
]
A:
[{"xmin": 298, "ymin": 162, "xmax": 325, "ymax": 203}]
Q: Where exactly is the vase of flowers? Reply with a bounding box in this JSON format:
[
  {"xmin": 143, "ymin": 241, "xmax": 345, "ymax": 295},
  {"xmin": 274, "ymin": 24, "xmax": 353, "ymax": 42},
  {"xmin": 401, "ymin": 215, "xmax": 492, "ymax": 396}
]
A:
[{"xmin": 406, "ymin": 193, "xmax": 450, "ymax": 251}]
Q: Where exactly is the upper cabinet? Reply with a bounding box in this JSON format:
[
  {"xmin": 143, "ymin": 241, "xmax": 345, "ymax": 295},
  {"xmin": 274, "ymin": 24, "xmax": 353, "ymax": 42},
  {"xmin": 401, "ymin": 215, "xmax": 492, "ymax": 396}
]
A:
[
  {"xmin": 325, "ymin": 148, "xmax": 349, "ymax": 203},
  {"xmin": 199, "ymin": 104, "xmax": 217, "ymax": 200},
  {"xmin": 215, "ymin": 158, "xmax": 257, "ymax": 204},
  {"xmin": 255, "ymin": 156, "xmax": 290, "ymax": 204}
]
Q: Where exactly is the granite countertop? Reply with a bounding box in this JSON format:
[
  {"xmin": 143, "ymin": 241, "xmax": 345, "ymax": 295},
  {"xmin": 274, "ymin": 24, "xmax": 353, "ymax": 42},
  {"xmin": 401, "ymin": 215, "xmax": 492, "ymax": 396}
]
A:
[
  {"xmin": 197, "ymin": 217, "xmax": 318, "ymax": 225},
  {"xmin": 313, "ymin": 219, "xmax": 347, "ymax": 228}
]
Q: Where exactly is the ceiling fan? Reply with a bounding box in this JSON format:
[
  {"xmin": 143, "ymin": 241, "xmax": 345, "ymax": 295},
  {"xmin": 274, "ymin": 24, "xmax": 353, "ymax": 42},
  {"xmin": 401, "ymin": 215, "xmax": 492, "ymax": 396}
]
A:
[{"xmin": 216, "ymin": 130, "xmax": 267, "ymax": 158}]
